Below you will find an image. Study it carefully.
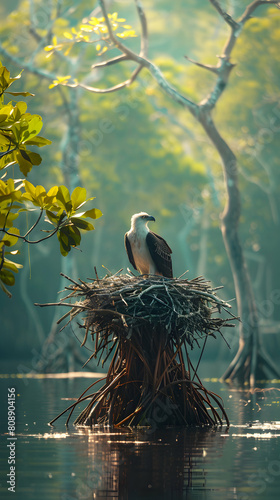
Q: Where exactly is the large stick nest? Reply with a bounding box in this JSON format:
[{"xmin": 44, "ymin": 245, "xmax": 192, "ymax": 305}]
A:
[
  {"xmin": 62, "ymin": 273, "xmax": 235, "ymax": 351},
  {"xmin": 45, "ymin": 272, "xmax": 237, "ymax": 428}
]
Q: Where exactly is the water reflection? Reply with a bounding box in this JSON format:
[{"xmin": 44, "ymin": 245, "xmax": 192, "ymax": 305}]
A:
[
  {"xmin": 61, "ymin": 426, "xmax": 227, "ymax": 499},
  {"xmin": 1, "ymin": 375, "xmax": 280, "ymax": 500}
]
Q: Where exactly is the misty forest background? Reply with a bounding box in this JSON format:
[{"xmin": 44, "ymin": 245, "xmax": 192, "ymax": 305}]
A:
[{"xmin": 0, "ymin": 0, "xmax": 279, "ymax": 374}]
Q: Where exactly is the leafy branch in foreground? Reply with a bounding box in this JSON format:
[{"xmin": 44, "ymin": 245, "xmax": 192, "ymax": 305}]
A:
[
  {"xmin": 0, "ymin": 62, "xmax": 102, "ymax": 296},
  {"xmin": 0, "ymin": 63, "xmax": 52, "ymax": 176}
]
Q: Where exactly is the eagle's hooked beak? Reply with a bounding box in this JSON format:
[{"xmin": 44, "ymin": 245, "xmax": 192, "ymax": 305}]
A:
[{"xmin": 147, "ymin": 215, "xmax": 155, "ymax": 222}]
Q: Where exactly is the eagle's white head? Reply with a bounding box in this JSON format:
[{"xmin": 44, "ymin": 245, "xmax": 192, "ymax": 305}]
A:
[{"xmin": 130, "ymin": 212, "xmax": 155, "ymax": 230}]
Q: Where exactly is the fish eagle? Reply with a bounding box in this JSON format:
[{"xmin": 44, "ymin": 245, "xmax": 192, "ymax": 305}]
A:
[{"xmin": 124, "ymin": 212, "xmax": 173, "ymax": 278}]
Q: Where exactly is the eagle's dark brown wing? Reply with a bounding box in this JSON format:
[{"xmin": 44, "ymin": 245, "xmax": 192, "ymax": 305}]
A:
[
  {"xmin": 124, "ymin": 233, "xmax": 137, "ymax": 270},
  {"xmin": 146, "ymin": 231, "xmax": 173, "ymax": 278}
]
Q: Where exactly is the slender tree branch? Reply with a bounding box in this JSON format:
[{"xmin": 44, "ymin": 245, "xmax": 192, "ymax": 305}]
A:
[
  {"xmin": 85, "ymin": 1, "xmax": 147, "ymax": 95},
  {"xmin": 1, "ymin": 0, "xmax": 75, "ymax": 79},
  {"xmin": 184, "ymin": 55, "xmax": 219, "ymax": 74},
  {"xmin": 77, "ymin": 65, "xmax": 143, "ymax": 93},
  {"xmin": 239, "ymin": 0, "xmax": 280, "ymax": 25},
  {"xmin": 199, "ymin": 57, "xmax": 235, "ymax": 110},
  {"xmin": 77, "ymin": 81, "xmax": 129, "ymax": 94},
  {"xmin": 143, "ymin": 60, "xmax": 198, "ymax": 112},
  {"xmin": 28, "ymin": 0, "xmax": 73, "ymax": 59},
  {"xmin": 0, "ymin": 244, "xmax": 5, "ymax": 273},
  {"xmin": 34, "ymin": 301, "xmax": 91, "ymax": 309},
  {"xmin": 0, "ymin": 45, "xmax": 56, "ymax": 82},
  {"xmin": 98, "ymin": 0, "xmax": 137, "ymax": 60},
  {"xmin": 28, "ymin": 25, "xmax": 68, "ymax": 65},
  {"xmin": 0, "ymin": 147, "xmax": 17, "ymax": 159},
  {"xmin": 1, "ymin": 225, "xmax": 59, "ymax": 244},
  {"xmin": 209, "ymin": 0, "xmax": 239, "ymax": 29},
  {"xmin": 134, "ymin": 0, "xmax": 149, "ymax": 57},
  {"xmin": 91, "ymin": 54, "xmax": 128, "ymax": 69},
  {"xmin": 222, "ymin": 29, "xmax": 240, "ymax": 59},
  {"xmin": 203, "ymin": 0, "xmax": 280, "ymax": 109},
  {"xmin": 109, "ymin": 55, "xmax": 197, "ymax": 111},
  {"xmin": 24, "ymin": 208, "xmax": 43, "ymax": 237},
  {"xmin": 2, "ymin": 202, "xmax": 13, "ymax": 234},
  {"xmin": 88, "ymin": 0, "xmax": 197, "ymax": 112},
  {"xmin": 76, "ymin": 0, "xmax": 197, "ymax": 111},
  {"xmin": 98, "ymin": 0, "xmax": 147, "ymax": 68}
]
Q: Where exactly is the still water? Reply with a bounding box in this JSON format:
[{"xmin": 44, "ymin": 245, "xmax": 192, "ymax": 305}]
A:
[{"xmin": 0, "ymin": 368, "xmax": 280, "ymax": 500}]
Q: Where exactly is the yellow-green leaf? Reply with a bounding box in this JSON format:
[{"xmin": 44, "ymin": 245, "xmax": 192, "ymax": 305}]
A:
[
  {"xmin": 83, "ymin": 208, "xmax": 103, "ymax": 219},
  {"xmin": 64, "ymin": 32, "xmax": 73, "ymax": 40},
  {"xmin": 23, "ymin": 136, "xmax": 52, "ymax": 147},
  {"xmin": 6, "ymin": 91, "xmax": 35, "ymax": 97},
  {"xmin": 71, "ymin": 218, "xmax": 94, "ymax": 231},
  {"xmin": 3, "ymin": 258, "xmax": 23, "ymax": 273},
  {"xmin": 56, "ymin": 185, "xmax": 71, "ymax": 211},
  {"xmin": 1, "ymin": 227, "xmax": 20, "ymax": 246},
  {"xmin": 71, "ymin": 186, "xmax": 87, "ymax": 210},
  {"xmin": 0, "ymin": 269, "xmax": 15, "ymax": 286},
  {"xmin": 99, "ymin": 46, "xmax": 108, "ymax": 55}
]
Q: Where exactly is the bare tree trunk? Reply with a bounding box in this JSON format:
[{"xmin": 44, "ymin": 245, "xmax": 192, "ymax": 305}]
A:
[{"xmin": 199, "ymin": 112, "xmax": 279, "ymax": 385}]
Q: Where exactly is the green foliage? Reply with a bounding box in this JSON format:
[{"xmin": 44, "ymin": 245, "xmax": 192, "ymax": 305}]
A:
[
  {"xmin": 45, "ymin": 12, "xmax": 137, "ymax": 88},
  {"xmin": 0, "ymin": 62, "xmax": 102, "ymax": 296},
  {"xmin": 0, "ymin": 63, "xmax": 52, "ymax": 175}
]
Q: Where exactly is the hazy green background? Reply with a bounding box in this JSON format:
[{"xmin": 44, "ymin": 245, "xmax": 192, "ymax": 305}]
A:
[{"xmin": 0, "ymin": 0, "xmax": 279, "ymax": 369}]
